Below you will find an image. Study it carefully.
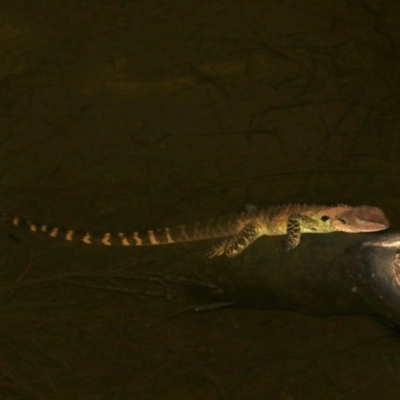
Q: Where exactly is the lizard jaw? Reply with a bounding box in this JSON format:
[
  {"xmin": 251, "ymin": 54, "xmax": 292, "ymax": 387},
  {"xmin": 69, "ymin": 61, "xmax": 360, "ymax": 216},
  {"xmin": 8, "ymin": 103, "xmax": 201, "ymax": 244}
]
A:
[{"xmin": 332, "ymin": 206, "xmax": 390, "ymax": 233}]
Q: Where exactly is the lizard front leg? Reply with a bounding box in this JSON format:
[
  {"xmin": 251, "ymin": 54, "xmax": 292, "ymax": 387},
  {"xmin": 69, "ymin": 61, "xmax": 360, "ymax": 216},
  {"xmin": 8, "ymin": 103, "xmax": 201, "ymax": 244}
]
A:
[
  {"xmin": 285, "ymin": 213, "xmax": 320, "ymax": 250},
  {"xmin": 208, "ymin": 222, "xmax": 264, "ymax": 258}
]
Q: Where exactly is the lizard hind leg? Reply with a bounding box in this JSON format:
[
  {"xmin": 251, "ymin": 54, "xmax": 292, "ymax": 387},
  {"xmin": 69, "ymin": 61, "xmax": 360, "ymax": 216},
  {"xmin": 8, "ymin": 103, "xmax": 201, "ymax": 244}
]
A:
[
  {"xmin": 206, "ymin": 238, "xmax": 229, "ymax": 258},
  {"xmin": 208, "ymin": 222, "xmax": 264, "ymax": 258}
]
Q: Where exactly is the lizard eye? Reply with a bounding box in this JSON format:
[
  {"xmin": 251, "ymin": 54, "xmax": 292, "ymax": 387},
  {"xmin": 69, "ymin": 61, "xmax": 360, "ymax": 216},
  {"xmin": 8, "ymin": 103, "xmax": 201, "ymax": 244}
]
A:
[
  {"xmin": 320, "ymin": 215, "xmax": 330, "ymax": 221},
  {"xmin": 337, "ymin": 218, "xmax": 347, "ymax": 224}
]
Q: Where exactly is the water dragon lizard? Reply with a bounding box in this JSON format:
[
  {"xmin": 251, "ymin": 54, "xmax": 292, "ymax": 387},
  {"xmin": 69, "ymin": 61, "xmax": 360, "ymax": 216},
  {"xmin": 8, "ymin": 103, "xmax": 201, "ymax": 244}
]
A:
[{"xmin": 0, "ymin": 204, "xmax": 389, "ymax": 257}]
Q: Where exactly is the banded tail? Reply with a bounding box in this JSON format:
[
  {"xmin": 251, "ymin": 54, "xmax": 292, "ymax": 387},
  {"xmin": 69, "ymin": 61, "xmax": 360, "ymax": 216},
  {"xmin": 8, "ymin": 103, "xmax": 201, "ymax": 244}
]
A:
[{"xmin": 2, "ymin": 212, "xmax": 243, "ymax": 247}]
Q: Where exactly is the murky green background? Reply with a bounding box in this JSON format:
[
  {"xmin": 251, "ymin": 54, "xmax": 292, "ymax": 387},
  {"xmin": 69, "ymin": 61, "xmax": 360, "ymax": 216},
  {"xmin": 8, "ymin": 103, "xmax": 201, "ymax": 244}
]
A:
[{"xmin": 0, "ymin": 0, "xmax": 400, "ymax": 398}]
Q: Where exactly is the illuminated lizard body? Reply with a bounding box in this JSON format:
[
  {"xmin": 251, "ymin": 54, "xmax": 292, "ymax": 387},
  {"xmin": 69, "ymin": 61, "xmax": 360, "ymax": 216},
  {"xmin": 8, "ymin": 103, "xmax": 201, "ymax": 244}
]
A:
[{"xmin": 1, "ymin": 204, "xmax": 389, "ymax": 258}]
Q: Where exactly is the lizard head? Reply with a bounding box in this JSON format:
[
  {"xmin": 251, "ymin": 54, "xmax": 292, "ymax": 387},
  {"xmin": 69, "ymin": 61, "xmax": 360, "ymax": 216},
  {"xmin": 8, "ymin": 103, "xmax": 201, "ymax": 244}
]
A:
[{"xmin": 330, "ymin": 205, "xmax": 390, "ymax": 233}]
